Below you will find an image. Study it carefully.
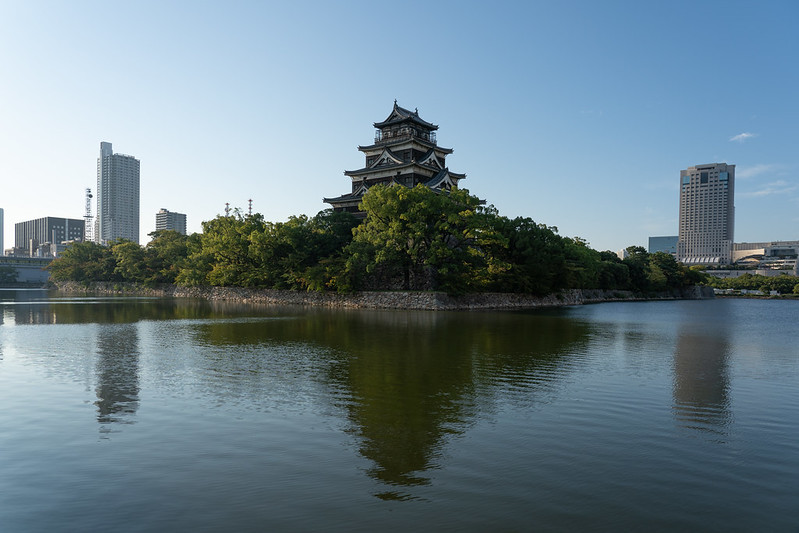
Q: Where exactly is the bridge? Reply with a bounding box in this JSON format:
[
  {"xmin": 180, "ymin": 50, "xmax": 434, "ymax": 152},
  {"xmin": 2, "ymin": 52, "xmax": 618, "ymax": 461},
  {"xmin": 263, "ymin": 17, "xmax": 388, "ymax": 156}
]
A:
[{"xmin": 0, "ymin": 257, "xmax": 53, "ymax": 286}]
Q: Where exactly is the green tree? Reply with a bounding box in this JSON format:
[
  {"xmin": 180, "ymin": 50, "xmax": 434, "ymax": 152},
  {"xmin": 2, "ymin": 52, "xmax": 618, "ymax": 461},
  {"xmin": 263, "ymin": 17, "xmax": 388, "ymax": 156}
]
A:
[
  {"xmin": 648, "ymin": 252, "xmax": 683, "ymax": 290},
  {"xmin": 175, "ymin": 233, "xmax": 213, "ymax": 286},
  {"xmin": 0, "ymin": 266, "xmax": 18, "ymax": 285},
  {"xmin": 347, "ymin": 184, "xmax": 486, "ymax": 294},
  {"xmin": 597, "ymin": 251, "xmax": 630, "ymax": 290},
  {"xmin": 112, "ymin": 240, "xmax": 148, "ymax": 282},
  {"xmin": 761, "ymin": 274, "xmax": 799, "ymax": 295},
  {"xmin": 145, "ymin": 230, "xmax": 190, "ymax": 284},
  {"xmin": 47, "ymin": 241, "xmax": 118, "ymax": 282},
  {"xmin": 563, "ymin": 237, "xmax": 602, "ymax": 290},
  {"xmin": 197, "ymin": 213, "xmax": 266, "ymax": 287},
  {"xmin": 485, "ymin": 216, "xmax": 565, "ymax": 295},
  {"xmin": 622, "ymin": 246, "xmax": 650, "ymax": 292}
]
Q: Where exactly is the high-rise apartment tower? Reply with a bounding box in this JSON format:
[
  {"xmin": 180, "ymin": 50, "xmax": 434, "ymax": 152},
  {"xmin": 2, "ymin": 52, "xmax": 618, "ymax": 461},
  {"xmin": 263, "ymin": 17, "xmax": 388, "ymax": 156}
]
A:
[
  {"xmin": 677, "ymin": 163, "xmax": 734, "ymax": 265},
  {"xmin": 96, "ymin": 142, "xmax": 140, "ymax": 244},
  {"xmin": 155, "ymin": 208, "xmax": 187, "ymax": 235}
]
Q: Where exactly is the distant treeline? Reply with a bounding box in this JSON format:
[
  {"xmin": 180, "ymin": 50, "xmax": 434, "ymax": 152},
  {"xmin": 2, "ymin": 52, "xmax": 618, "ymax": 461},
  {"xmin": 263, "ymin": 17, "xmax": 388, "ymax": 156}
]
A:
[
  {"xmin": 49, "ymin": 185, "xmax": 707, "ymax": 295},
  {"xmin": 706, "ymin": 272, "xmax": 799, "ymax": 295}
]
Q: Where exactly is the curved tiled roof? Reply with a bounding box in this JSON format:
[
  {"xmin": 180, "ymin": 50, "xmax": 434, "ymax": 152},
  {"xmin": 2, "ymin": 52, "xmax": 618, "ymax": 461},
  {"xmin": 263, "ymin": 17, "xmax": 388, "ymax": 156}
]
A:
[
  {"xmin": 374, "ymin": 100, "xmax": 438, "ymax": 130},
  {"xmin": 358, "ymin": 137, "xmax": 451, "ymax": 153}
]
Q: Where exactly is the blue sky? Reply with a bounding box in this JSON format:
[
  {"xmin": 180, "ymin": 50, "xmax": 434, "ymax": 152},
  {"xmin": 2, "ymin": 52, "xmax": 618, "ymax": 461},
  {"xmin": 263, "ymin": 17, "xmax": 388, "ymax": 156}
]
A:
[{"xmin": 1, "ymin": 0, "xmax": 797, "ymax": 253}]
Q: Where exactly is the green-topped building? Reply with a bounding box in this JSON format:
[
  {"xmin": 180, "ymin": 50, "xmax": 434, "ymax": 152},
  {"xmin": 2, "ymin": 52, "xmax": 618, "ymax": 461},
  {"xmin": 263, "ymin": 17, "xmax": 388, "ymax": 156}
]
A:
[{"xmin": 324, "ymin": 101, "xmax": 466, "ymax": 214}]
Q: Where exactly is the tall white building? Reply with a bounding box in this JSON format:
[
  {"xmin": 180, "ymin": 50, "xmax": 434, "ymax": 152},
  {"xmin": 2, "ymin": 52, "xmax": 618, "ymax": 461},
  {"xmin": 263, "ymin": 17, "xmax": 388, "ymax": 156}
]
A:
[
  {"xmin": 0, "ymin": 207, "xmax": 4, "ymax": 255},
  {"xmin": 677, "ymin": 163, "xmax": 735, "ymax": 265},
  {"xmin": 96, "ymin": 142, "xmax": 140, "ymax": 244},
  {"xmin": 155, "ymin": 208, "xmax": 187, "ymax": 235}
]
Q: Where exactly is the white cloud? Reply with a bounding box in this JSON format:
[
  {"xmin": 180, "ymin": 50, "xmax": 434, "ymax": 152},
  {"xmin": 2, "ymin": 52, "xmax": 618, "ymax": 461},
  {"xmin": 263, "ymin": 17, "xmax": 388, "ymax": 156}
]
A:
[
  {"xmin": 730, "ymin": 132, "xmax": 756, "ymax": 143},
  {"xmin": 737, "ymin": 163, "xmax": 780, "ymax": 179},
  {"xmin": 739, "ymin": 180, "xmax": 798, "ymax": 198}
]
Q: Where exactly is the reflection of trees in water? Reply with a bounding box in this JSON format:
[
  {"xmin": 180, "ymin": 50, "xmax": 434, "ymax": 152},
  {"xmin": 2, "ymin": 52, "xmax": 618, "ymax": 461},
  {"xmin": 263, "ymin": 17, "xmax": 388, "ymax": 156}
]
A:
[
  {"xmin": 192, "ymin": 308, "xmax": 591, "ymax": 499},
  {"xmin": 673, "ymin": 325, "xmax": 731, "ymax": 438},
  {"xmin": 13, "ymin": 298, "xmax": 229, "ymax": 325},
  {"xmin": 95, "ymin": 324, "xmax": 140, "ymax": 432},
  {"xmin": 6, "ymin": 295, "xmax": 274, "ymax": 326}
]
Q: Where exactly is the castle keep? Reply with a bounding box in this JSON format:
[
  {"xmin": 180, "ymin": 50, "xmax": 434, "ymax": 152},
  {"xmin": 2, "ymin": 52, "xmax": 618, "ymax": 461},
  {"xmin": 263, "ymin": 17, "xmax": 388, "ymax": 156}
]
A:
[{"xmin": 324, "ymin": 101, "xmax": 466, "ymax": 214}]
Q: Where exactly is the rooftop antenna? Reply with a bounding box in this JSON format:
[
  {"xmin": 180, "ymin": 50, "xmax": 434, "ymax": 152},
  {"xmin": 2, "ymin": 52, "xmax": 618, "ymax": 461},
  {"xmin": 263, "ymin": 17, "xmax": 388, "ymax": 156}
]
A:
[
  {"xmin": 84, "ymin": 188, "xmax": 94, "ymax": 242},
  {"xmin": 224, "ymin": 202, "xmax": 231, "ymax": 216},
  {"xmin": 248, "ymin": 199, "xmax": 252, "ymax": 217}
]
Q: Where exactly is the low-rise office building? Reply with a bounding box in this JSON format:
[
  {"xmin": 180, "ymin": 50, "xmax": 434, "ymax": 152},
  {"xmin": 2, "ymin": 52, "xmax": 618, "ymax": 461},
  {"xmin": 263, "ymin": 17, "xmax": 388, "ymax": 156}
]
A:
[
  {"xmin": 649, "ymin": 236, "xmax": 678, "ymax": 255},
  {"xmin": 14, "ymin": 217, "xmax": 85, "ymax": 257}
]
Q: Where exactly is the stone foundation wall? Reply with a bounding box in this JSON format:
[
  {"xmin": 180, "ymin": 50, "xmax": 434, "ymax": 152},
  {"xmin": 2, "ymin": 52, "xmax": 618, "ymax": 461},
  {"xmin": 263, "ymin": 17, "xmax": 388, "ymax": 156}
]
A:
[{"xmin": 53, "ymin": 282, "xmax": 714, "ymax": 311}]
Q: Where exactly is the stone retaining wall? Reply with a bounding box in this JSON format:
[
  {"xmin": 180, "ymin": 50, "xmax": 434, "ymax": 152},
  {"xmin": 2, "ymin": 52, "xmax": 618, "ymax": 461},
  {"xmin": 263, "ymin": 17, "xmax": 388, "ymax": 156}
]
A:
[{"xmin": 53, "ymin": 282, "xmax": 714, "ymax": 311}]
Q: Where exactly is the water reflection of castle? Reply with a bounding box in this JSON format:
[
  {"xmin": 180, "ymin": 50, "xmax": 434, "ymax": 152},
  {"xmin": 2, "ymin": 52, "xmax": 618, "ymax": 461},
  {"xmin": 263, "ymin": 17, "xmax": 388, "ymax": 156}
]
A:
[{"xmin": 193, "ymin": 308, "xmax": 592, "ymax": 501}]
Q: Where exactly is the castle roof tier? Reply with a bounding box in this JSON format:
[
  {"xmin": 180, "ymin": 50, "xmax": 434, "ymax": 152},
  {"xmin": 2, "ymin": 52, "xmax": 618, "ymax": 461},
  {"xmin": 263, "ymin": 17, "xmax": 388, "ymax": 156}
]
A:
[
  {"xmin": 374, "ymin": 101, "xmax": 438, "ymax": 131},
  {"xmin": 323, "ymin": 168, "xmax": 465, "ymax": 213},
  {"xmin": 324, "ymin": 101, "xmax": 466, "ymax": 215}
]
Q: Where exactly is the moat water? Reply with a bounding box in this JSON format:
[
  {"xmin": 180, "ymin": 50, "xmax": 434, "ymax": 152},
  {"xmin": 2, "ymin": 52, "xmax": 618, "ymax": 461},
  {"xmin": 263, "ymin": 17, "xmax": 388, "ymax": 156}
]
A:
[{"xmin": 1, "ymin": 290, "xmax": 797, "ymax": 531}]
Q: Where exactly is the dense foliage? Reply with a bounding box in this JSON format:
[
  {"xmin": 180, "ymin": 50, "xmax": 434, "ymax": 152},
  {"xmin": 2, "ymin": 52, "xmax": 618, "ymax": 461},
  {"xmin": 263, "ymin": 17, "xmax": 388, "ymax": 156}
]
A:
[
  {"xmin": 0, "ymin": 266, "xmax": 18, "ymax": 284},
  {"xmin": 705, "ymin": 272, "xmax": 799, "ymax": 295},
  {"xmin": 48, "ymin": 185, "xmax": 707, "ymax": 295}
]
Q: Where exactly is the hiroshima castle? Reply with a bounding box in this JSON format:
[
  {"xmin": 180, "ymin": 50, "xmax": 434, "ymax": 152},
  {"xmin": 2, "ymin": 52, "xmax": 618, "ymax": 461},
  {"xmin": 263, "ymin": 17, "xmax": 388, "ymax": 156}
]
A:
[{"xmin": 324, "ymin": 101, "xmax": 466, "ymax": 214}]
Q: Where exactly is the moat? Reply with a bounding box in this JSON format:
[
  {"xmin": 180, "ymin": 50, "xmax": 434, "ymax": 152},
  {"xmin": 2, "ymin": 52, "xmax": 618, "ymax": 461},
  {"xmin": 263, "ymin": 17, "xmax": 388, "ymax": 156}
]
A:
[{"xmin": 1, "ymin": 290, "xmax": 797, "ymax": 531}]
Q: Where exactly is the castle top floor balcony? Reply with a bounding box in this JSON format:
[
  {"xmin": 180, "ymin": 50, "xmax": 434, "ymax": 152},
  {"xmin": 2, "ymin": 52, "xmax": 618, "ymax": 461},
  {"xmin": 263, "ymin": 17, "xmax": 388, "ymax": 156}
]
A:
[{"xmin": 374, "ymin": 128, "xmax": 436, "ymax": 145}]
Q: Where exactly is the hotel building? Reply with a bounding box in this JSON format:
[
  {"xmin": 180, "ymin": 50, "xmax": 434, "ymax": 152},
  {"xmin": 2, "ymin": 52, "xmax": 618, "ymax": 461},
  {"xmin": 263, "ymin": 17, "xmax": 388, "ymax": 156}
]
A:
[{"xmin": 677, "ymin": 163, "xmax": 735, "ymax": 265}]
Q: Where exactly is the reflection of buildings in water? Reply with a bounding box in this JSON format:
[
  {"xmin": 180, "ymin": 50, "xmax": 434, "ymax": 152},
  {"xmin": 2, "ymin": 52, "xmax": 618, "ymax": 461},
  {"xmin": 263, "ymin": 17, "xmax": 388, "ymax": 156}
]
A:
[
  {"xmin": 4, "ymin": 290, "xmax": 53, "ymax": 324},
  {"xmin": 95, "ymin": 324, "xmax": 140, "ymax": 430},
  {"xmin": 14, "ymin": 305, "xmax": 58, "ymax": 325},
  {"xmin": 673, "ymin": 328, "xmax": 731, "ymax": 435}
]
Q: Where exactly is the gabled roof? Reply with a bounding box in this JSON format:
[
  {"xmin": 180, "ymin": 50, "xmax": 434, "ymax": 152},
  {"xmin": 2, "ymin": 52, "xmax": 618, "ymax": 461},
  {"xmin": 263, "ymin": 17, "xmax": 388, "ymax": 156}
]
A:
[
  {"xmin": 374, "ymin": 100, "xmax": 438, "ymax": 130},
  {"xmin": 425, "ymin": 168, "xmax": 465, "ymax": 190},
  {"xmin": 418, "ymin": 150, "xmax": 442, "ymax": 169},
  {"xmin": 323, "ymin": 182, "xmax": 369, "ymax": 205},
  {"xmin": 368, "ymin": 147, "xmax": 404, "ymax": 169}
]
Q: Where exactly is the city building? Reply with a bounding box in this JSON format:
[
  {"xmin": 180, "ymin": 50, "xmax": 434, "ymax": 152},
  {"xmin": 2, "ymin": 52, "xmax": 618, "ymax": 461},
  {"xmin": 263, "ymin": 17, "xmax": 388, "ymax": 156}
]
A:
[
  {"xmin": 155, "ymin": 208, "xmax": 187, "ymax": 235},
  {"xmin": 648, "ymin": 235, "xmax": 678, "ymax": 256},
  {"xmin": 97, "ymin": 141, "xmax": 140, "ymax": 244},
  {"xmin": 324, "ymin": 101, "xmax": 466, "ymax": 215},
  {"xmin": 14, "ymin": 217, "xmax": 85, "ymax": 257},
  {"xmin": 0, "ymin": 207, "xmax": 4, "ymax": 256},
  {"xmin": 733, "ymin": 240, "xmax": 798, "ymax": 272},
  {"xmin": 702, "ymin": 241, "xmax": 799, "ymax": 279},
  {"xmin": 677, "ymin": 163, "xmax": 735, "ymax": 265}
]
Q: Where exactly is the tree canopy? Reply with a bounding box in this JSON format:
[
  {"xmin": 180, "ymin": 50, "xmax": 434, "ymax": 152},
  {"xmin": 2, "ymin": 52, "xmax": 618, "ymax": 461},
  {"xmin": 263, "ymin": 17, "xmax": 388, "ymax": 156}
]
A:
[{"xmin": 48, "ymin": 186, "xmax": 715, "ymax": 295}]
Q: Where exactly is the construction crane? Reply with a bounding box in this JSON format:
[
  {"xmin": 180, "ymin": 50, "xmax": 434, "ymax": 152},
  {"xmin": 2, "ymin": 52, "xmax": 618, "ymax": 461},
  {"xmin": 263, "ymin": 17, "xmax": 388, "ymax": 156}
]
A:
[{"xmin": 84, "ymin": 188, "xmax": 94, "ymax": 242}]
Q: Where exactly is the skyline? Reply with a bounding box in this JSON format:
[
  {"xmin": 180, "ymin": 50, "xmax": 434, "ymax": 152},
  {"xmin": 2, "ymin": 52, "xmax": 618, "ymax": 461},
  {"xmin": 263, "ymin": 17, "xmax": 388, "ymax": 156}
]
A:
[{"xmin": 1, "ymin": 1, "xmax": 797, "ymax": 253}]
